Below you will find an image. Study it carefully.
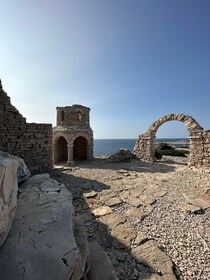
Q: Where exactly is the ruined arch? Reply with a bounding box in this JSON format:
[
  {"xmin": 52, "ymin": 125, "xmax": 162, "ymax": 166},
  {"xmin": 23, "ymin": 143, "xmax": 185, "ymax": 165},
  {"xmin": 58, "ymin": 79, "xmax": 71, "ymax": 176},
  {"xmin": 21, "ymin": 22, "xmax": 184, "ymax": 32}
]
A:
[
  {"xmin": 134, "ymin": 114, "xmax": 204, "ymax": 166},
  {"xmin": 73, "ymin": 136, "xmax": 87, "ymax": 160},
  {"xmin": 53, "ymin": 136, "xmax": 68, "ymax": 164},
  {"xmin": 148, "ymin": 114, "xmax": 203, "ymax": 136}
]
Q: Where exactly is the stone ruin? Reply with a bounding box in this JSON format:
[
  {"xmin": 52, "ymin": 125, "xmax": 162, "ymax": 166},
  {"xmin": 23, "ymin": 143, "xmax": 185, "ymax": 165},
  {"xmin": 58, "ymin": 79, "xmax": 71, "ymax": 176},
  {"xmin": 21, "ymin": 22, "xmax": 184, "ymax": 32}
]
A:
[
  {"xmin": 134, "ymin": 113, "xmax": 210, "ymax": 166},
  {"xmin": 0, "ymin": 80, "xmax": 52, "ymax": 173},
  {"xmin": 53, "ymin": 105, "xmax": 93, "ymax": 164}
]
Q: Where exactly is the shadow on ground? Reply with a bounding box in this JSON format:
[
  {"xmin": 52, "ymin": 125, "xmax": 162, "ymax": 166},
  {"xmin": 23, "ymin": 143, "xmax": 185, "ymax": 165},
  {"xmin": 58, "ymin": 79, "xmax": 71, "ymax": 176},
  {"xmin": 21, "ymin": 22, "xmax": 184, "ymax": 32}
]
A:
[
  {"xmin": 55, "ymin": 158, "xmax": 176, "ymax": 174},
  {"xmin": 49, "ymin": 165, "xmax": 180, "ymax": 280}
]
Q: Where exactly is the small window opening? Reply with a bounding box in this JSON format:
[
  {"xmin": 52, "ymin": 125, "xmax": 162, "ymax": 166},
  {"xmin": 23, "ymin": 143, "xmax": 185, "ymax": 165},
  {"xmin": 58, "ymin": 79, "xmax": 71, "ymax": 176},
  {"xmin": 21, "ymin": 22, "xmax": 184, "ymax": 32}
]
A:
[
  {"xmin": 61, "ymin": 110, "xmax": 65, "ymax": 121},
  {"xmin": 77, "ymin": 111, "xmax": 82, "ymax": 122}
]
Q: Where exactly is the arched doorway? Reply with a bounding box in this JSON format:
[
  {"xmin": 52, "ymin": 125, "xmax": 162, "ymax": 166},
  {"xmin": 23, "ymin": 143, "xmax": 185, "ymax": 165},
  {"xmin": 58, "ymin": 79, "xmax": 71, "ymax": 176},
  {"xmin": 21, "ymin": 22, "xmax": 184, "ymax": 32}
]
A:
[
  {"xmin": 73, "ymin": 137, "xmax": 87, "ymax": 160},
  {"xmin": 134, "ymin": 114, "xmax": 204, "ymax": 166},
  {"xmin": 54, "ymin": 136, "xmax": 68, "ymax": 164},
  {"xmin": 154, "ymin": 120, "xmax": 189, "ymax": 163}
]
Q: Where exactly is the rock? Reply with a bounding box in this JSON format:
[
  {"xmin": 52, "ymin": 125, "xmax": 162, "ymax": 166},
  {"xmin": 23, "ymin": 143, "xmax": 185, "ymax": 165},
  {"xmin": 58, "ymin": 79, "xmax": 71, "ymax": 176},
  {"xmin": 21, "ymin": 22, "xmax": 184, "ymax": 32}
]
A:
[
  {"xmin": 177, "ymin": 203, "xmax": 202, "ymax": 213},
  {"xmin": 93, "ymin": 206, "xmax": 113, "ymax": 217},
  {"xmin": 106, "ymin": 197, "xmax": 122, "ymax": 207},
  {"xmin": 83, "ymin": 190, "xmax": 97, "ymax": 198},
  {"xmin": 130, "ymin": 188, "xmax": 144, "ymax": 198},
  {"xmin": 134, "ymin": 232, "xmax": 148, "ymax": 245},
  {"xmin": 100, "ymin": 214, "xmax": 126, "ymax": 229},
  {"xmin": 112, "ymin": 223, "xmax": 137, "ymax": 249},
  {"xmin": 127, "ymin": 196, "xmax": 144, "ymax": 207},
  {"xmin": 87, "ymin": 240, "xmax": 119, "ymax": 280},
  {"xmin": 0, "ymin": 151, "xmax": 31, "ymax": 183},
  {"xmin": 132, "ymin": 241, "xmax": 177, "ymax": 280},
  {"xmin": 140, "ymin": 194, "xmax": 156, "ymax": 205},
  {"xmin": 183, "ymin": 194, "xmax": 210, "ymax": 209},
  {"xmin": 124, "ymin": 207, "xmax": 145, "ymax": 220},
  {"xmin": 0, "ymin": 173, "xmax": 87, "ymax": 280},
  {"xmin": 0, "ymin": 159, "xmax": 18, "ymax": 247}
]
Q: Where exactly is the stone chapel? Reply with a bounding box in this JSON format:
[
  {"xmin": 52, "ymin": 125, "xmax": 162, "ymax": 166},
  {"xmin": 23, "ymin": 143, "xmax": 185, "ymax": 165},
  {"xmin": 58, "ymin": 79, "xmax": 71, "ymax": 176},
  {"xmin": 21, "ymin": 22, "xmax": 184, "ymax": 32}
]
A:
[{"xmin": 53, "ymin": 105, "xmax": 93, "ymax": 164}]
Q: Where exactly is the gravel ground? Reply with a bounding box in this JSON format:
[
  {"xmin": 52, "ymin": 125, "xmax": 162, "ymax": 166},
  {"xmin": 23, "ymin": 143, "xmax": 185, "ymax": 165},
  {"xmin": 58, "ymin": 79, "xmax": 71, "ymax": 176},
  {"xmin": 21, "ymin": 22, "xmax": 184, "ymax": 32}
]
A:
[{"xmin": 50, "ymin": 156, "xmax": 210, "ymax": 280}]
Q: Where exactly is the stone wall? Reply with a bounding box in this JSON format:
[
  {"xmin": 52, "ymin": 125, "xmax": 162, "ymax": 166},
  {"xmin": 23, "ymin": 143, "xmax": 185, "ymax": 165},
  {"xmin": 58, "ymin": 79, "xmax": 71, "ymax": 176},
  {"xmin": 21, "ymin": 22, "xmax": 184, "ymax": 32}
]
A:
[
  {"xmin": 0, "ymin": 81, "xmax": 52, "ymax": 173},
  {"xmin": 134, "ymin": 113, "xmax": 210, "ymax": 167}
]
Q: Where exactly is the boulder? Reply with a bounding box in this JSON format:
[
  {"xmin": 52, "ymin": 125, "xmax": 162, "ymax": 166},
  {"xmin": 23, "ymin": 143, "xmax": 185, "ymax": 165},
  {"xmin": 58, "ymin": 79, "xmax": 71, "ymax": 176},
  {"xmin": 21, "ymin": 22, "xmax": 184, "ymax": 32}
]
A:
[
  {"xmin": 0, "ymin": 158, "xmax": 18, "ymax": 247},
  {"xmin": 0, "ymin": 174, "xmax": 88, "ymax": 280},
  {"xmin": 0, "ymin": 151, "xmax": 31, "ymax": 183}
]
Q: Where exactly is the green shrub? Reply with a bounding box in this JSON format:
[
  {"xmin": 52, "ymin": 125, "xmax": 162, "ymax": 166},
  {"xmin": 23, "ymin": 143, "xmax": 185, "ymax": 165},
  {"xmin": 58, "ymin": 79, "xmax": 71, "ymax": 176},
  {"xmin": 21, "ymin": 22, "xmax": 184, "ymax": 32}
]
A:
[
  {"xmin": 159, "ymin": 150, "xmax": 187, "ymax": 157},
  {"xmin": 177, "ymin": 149, "xmax": 190, "ymax": 155},
  {"xmin": 155, "ymin": 150, "xmax": 162, "ymax": 159},
  {"xmin": 155, "ymin": 143, "xmax": 175, "ymax": 151}
]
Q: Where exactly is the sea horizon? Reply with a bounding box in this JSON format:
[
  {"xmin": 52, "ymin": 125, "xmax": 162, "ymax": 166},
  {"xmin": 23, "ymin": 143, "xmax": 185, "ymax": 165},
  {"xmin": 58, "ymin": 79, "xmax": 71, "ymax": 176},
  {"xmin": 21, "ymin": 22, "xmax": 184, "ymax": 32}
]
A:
[{"xmin": 94, "ymin": 138, "xmax": 188, "ymax": 157}]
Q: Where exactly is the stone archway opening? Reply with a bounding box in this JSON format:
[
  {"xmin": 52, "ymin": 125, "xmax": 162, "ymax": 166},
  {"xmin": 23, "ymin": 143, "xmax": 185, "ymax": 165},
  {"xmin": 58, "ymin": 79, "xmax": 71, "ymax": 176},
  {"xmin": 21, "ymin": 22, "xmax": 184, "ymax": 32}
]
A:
[
  {"xmin": 153, "ymin": 121, "xmax": 190, "ymax": 164},
  {"xmin": 73, "ymin": 136, "xmax": 87, "ymax": 160},
  {"xmin": 54, "ymin": 136, "xmax": 68, "ymax": 164}
]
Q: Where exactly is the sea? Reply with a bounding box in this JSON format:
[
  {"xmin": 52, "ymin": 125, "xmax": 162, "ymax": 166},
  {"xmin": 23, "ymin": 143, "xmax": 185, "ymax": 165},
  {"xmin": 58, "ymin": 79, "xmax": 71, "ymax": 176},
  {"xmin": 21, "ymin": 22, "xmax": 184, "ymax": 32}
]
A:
[{"xmin": 94, "ymin": 138, "xmax": 189, "ymax": 157}]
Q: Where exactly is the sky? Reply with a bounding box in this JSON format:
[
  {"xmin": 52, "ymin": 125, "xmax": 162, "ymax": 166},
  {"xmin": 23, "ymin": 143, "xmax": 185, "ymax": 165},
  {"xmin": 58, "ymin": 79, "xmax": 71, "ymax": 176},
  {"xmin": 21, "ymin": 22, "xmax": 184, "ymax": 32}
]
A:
[{"xmin": 1, "ymin": 0, "xmax": 210, "ymax": 139}]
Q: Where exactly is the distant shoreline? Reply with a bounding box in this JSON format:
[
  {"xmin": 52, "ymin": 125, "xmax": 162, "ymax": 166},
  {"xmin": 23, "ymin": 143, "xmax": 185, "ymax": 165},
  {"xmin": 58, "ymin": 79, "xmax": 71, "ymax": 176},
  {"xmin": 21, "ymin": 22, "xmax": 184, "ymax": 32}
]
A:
[{"xmin": 158, "ymin": 140, "xmax": 189, "ymax": 145}]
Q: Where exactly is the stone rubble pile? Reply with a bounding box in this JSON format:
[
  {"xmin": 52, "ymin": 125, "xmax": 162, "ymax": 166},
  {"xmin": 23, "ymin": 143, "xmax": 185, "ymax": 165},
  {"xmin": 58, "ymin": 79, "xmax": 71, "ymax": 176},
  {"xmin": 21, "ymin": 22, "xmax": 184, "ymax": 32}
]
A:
[{"xmin": 109, "ymin": 148, "xmax": 135, "ymax": 162}]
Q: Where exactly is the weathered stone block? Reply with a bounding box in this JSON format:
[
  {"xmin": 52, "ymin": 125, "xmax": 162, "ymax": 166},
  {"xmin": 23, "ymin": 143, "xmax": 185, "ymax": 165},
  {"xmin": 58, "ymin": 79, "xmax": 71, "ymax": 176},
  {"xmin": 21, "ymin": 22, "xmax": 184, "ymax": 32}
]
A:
[
  {"xmin": 0, "ymin": 158, "xmax": 18, "ymax": 247},
  {"xmin": 0, "ymin": 174, "xmax": 88, "ymax": 280}
]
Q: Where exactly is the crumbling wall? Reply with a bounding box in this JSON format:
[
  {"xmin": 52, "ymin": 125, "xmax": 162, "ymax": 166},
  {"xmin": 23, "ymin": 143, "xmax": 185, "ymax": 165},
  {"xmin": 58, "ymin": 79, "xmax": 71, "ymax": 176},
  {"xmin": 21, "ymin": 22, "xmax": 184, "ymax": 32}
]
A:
[{"xmin": 0, "ymin": 81, "xmax": 52, "ymax": 173}]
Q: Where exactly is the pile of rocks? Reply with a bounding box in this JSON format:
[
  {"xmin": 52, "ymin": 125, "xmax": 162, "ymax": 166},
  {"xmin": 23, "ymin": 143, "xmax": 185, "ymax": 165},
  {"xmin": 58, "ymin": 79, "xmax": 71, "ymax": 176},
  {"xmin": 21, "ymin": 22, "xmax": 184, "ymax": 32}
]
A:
[{"xmin": 109, "ymin": 148, "xmax": 135, "ymax": 162}]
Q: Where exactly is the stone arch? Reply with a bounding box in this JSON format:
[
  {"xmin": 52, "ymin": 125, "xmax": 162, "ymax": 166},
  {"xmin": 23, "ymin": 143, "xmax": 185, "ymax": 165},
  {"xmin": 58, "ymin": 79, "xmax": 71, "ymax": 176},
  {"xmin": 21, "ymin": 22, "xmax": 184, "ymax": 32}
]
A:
[
  {"xmin": 148, "ymin": 114, "xmax": 203, "ymax": 137},
  {"xmin": 73, "ymin": 136, "xmax": 87, "ymax": 160},
  {"xmin": 134, "ymin": 114, "xmax": 204, "ymax": 166},
  {"xmin": 53, "ymin": 136, "xmax": 68, "ymax": 164}
]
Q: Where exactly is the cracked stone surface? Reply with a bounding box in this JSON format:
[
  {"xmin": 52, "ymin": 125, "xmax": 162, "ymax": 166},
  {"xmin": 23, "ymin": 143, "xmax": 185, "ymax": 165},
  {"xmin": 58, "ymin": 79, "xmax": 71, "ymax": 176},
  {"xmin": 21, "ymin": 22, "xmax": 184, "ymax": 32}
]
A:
[{"xmin": 0, "ymin": 173, "xmax": 88, "ymax": 280}]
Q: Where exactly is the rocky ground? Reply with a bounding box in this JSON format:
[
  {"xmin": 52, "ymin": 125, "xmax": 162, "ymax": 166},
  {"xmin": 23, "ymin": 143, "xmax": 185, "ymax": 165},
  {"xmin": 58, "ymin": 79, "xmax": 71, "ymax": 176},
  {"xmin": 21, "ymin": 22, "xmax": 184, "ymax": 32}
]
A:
[{"xmin": 50, "ymin": 156, "xmax": 210, "ymax": 280}]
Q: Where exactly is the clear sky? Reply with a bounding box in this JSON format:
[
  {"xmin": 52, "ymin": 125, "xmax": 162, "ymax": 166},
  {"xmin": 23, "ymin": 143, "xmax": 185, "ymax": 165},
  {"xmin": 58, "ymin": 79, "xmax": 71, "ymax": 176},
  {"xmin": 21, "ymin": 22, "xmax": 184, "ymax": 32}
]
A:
[{"xmin": 1, "ymin": 0, "xmax": 210, "ymax": 139}]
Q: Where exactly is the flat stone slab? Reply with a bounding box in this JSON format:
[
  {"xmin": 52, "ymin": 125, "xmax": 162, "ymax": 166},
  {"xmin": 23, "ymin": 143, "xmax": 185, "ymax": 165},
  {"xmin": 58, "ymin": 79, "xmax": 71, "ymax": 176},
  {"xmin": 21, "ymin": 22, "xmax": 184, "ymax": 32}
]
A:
[
  {"xmin": 0, "ymin": 174, "xmax": 87, "ymax": 280},
  {"xmin": 132, "ymin": 240, "xmax": 177, "ymax": 280},
  {"xmin": 100, "ymin": 213, "xmax": 126, "ymax": 229},
  {"xmin": 93, "ymin": 206, "xmax": 113, "ymax": 217}
]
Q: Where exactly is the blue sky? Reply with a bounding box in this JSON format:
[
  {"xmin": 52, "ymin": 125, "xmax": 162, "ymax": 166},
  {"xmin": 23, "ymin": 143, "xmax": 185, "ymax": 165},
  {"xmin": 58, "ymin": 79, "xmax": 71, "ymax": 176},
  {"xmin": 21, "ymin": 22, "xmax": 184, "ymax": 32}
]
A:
[{"xmin": 1, "ymin": 0, "xmax": 210, "ymax": 139}]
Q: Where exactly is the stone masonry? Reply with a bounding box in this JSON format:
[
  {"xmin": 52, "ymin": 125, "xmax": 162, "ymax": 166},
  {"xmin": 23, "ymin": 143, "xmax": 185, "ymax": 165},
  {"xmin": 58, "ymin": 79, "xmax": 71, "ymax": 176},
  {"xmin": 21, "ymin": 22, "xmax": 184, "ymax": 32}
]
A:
[
  {"xmin": 0, "ymin": 80, "xmax": 52, "ymax": 173},
  {"xmin": 53, "ymin": 105, "xmax": 93, "ymax": 164},
  {"xmin": 134, "ymin": 113, "xmax": 210, "ymax": 167}
]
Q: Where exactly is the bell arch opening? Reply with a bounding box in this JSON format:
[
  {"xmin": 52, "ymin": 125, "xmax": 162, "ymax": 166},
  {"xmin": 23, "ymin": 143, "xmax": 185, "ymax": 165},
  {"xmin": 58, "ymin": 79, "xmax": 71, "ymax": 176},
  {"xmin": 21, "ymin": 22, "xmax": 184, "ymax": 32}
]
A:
[
  {"xmin": 73, "ymin": 136, "xmax": 87, "ymax": 160},
  {"xmin": 54, "ymin": 136, "xmax": 68, "ymax": 164}
]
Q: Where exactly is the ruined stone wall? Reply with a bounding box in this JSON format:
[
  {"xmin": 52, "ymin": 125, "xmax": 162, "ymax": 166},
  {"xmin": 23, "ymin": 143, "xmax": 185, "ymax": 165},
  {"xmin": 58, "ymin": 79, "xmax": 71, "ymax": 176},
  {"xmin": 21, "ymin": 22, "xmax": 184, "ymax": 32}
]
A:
[
  {"xmin": 56, "ymin": 105, "xmax": 90, "ymax": 128},
  {"xmin": 0, "ymin": 82, "xmax": 52, "ymax": 173},
  {"xmin": 134, "ymin": 113, "xmax": 210, "ymax": 167},
  {"xmin": 203, "ymin": 130, "xmax": 210, "ymax": 166}
]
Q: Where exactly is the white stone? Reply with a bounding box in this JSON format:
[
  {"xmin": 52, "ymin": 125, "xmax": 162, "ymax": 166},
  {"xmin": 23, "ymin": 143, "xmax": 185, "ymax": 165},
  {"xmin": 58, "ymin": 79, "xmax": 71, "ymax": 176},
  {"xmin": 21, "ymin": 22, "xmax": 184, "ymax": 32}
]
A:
[{"xmin": 0, "ymin": 159, "xmax": 18, "ymax": 247}]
